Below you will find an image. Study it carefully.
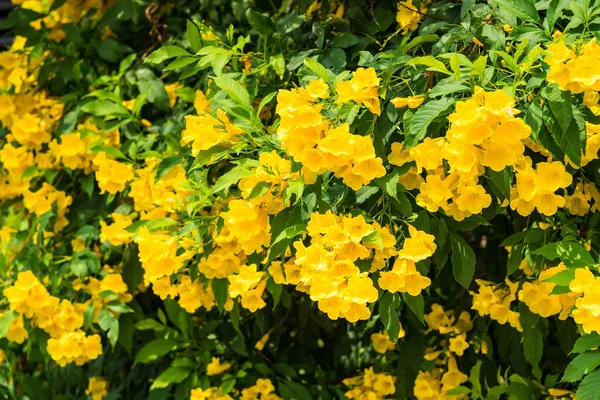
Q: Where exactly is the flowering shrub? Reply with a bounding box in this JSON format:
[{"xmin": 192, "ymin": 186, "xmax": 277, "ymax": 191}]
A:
[{"xmin": 2, "ymin": 0, "xmax": 600, "ymax": 399}]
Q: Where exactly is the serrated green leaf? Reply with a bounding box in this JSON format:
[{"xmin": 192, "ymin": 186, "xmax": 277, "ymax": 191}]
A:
[
  {"xmin": 213, "ymin": 76, "xmax": 252, "ymax": 109},
  {"xmin": 210, "ymin": 165, "xmax": 254, "ymax": 194},
  {"xmin": 407, "ymin": 56, "xmax": 451, "ymax": 75},
  {"xmin": 450, "ymin": 233, "xmax": 476, "ymax": 289},
  {"xmin": 494, "ymin": 0, "xmax": 541, "ymax": 24},
  {"xmin": 532, "ymin": 242, "xmax": 595, "ymax": 268},
  {"xmin": 404, "ymin": 97, "xmax": 456, "ymax": 148},
  {"xmin": 304, "ymin": 58, "xmax": 330, "ymax": 82},
  {"xmin": 145, "ymin": 46, "xmax": 192, "ymax": 64},
  {"xmin": 576, "ymin": 368, "xmax": 600, "ymax": 400},
  {"xmin": 379, "ymin": 292, "xmax": 400, "ymax": 339},
  {"xmin": 564, "ymin": 350, "xmax": 600, "ymax": 382}
]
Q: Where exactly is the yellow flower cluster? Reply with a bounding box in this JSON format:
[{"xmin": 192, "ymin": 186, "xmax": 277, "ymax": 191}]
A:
[
  {"xmin": 471, "ymin": 279, "xmax": 522, "ymax": 331},
  {"xmin": 86, "ymin": 377, "xmax": 109, "ymax": 400},
  {"xmin": 414, "ymin": 305, "xmax": 474, "ymax": 399},
  {"xmin": 240, "ymin": 378, "xmax": 281, "ymax": 400},
  {"xmin": 182, "ymin": 109, "xmax": 242, "ymax": 156},
  {"xmin": 343, "ymin": 368, "xmax": 396, "ymax": 399},
  {"xmin": 293, "ymin": 211, "xmax": 396, "ymax": 322},
  {"xmin": 414, "ymin": 356, "xmax": 467, "ymax": 400},
  {"xmin": 47, "ymin": 330, "xmax": 103, "ymax": 367},
  {"xmin": 128, "ymin": 158, "xmax": 192, "ymax": 219},
  {"xmin": 396, "ymin": 0, "xmax": 428, "ymax": 35},
  {"xmin": 190, "ymin": 378, "xmax": 280, "ymax": 400},
  {"xmin": 3, "ymin": 271, "xmax": 104, "ymax": 365},
  {"xmin": 519, "ymin": 264, "xmax": 577, "ymax": 319},
  {"xmin": 135, "ymin": 228, "xmax": 215, "ymax": 313},
  {"xmin": 228, "ymin": 264, "xmax": 267, "ymax": 312},
  {"xmin": 100, "ymin": 213, "xmax": 134, "ymax": 246},
  {"xmin": 546, "ymin": 39, "xmax": 600, "ymax": 115},
  {"xmin": 510, "ymin": 160, "xmax": 573, "ymax": 216},
  {"xmin": 82, "ymin": 272, "xmax": 133, "ymax": 322},
  {"xmin": 135, "ymin": 227, "xmax": 185, "ymax": 285},
  {"xmin": 568, "ymin": 267, "xmax": 600, "ymax": 334},
  {"xmin": 190, "ymin": 387, "xmax": 233, "ymax": 400},
  {"xmin": 92, "ymin": 152, "xmax": 134, "ymax": 195},
  {"xmin": 337, "ymin": 68, "xmax": 381, "ymax": 115},
  {"xmin": 379, "ymin": 225, "xmax": 434, "ymax": 296},
  {"xmin": 239, "ymin": 150, "xmax": 303, "ymax": 214},
  {"xmin": 23, "ymin": 183, "xmax": 72, "ymax": 232},
  {"xmin": 14, "ymin": 0, "xmax": 115, "ymax": 42},
  {"xmin": 371, "ymin": 327, "xmax": 406, "ymax": 354},
  {"xmin": 391, "ymin": 88, "xmax": 531, "ymax": 220},
  {"xmin": 276, "ymin": 73, "xmax": 386, "ymax": 190},
  {"xmin": 221, "ymin": 200, "xmax": 271, "ymax": 254}
]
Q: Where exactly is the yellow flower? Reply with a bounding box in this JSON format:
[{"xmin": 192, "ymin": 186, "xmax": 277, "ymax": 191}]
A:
[
  {"xmin": 100, "ymin": 213, "xmax": 134, "ymax": 246},
  {"xmin": 92, "ymin": 152, "xmax": 134, "ymax": 194},
  {"xmin": 391, "ymin": 95, "xmax": 425, "ymax": 109},
  {"xmin": 448, "ymin": 334, "xmax": 469, "ymax": 356},
  {"xmin": 396, "ymin": 0, "xmax": 425, "ymax": 34},
  {"xmin": 503, "ymin": 24, "xmax": 513, "ymax": 33},
  {"xmin": 86, "ymin": 377, "xmax": 109, "ymax": 400},
  {"xmin": 371, "ymin": 332, "xmax": 396, "ymax": 354},
  {"xmin": 336, "ymin": 67, "xmax": 381, "ymax": 115},
  {"xmin": 206, "ymin": 357, "xmax": 232, "ymax": 376},
  {"xmin": 397, "ymin": 225, "xmax": 436, "ymax": 262},
  {"xmin": 255, "ymin": 331, "xmax": 271, "ymax": 351}
]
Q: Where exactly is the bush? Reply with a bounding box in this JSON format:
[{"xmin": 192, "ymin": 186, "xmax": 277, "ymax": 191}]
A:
[{"xmin": 1, "ymin": 0, "xmax": 600, "ymax": 399}]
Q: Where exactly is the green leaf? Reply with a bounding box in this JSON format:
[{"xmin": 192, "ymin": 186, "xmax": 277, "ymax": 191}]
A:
[
  {"xmin": 446, "ymin": 387, "xmax": 471, "ymax": 396},
  {"xmin": 186, "ymin": 20, "xmax": 202, "ymax": 52},
  {"xmin": 563, "ymin": 350, "xmax": 600, "ymax": 382},
  {"xmin": 407, "ymin": 56, "xmax": 451, "ymax": 75},
  {"xmin": 404, "ymin": 34, "xmax": 440, "ymax": 54},
  {"xmin": 278, "ymin": 381, "xmax": 312, "ymax": 400},
  {"xmin": 249, "ymin": 182, "xmax": 272, "ymax": 199},
  {"xmin": 532, "ymin": 242, "xmax": 595, "ymax": 268},
  {"xmin": 329, "ymin": 32, "xmax": 360, "ymax": 48},
  {"xmin": 403, "ymin": 293, "xmax": 425, "ymax": 324},
  {"xmin": 164, "ymin": 57, "xmax": 197, "ymax": 71},
  {"xmin": 81, "ymin": 100, "xmax": 130, "ymax": 117},
  {"xmin": 213, "ymin": 76, "xmax": 252, "ymax": 109},
  {"xmin": 304, "ymin": 58, "xmax": 330, "ymax": 82},
  {"xmin": 542, "ymin": 84, "xmax": 573, "ymax": 132},
  {"xmin": 378, "ymin": 292, "xmax": 400, "ymax": 340},
  {"xmin": 150, "ymin": 367, "xmax": 190, "ymax": 390},
  {"xmin": 190, "ymin": 145, "xmax": 230, "ymax": 169},
  {"xmin": 374, "ymin": 169, "xmax": 412, "ymax": 217},
  {"xmin": 572, "ymin": 333, "xmax": 600, "ymax": 354},
  {"xmin": 266, "ymin": 277, "xmax": 282, "ymax": 308},
  {"xmin": 210, "ymin": 165, "xmax": 254, "ymax": 194},
  {"xmin": 90, "ymin": 144, "xmax": 128, "ymax": 160},
  {"xmin": 404, "ymin": 97, "xmax": 456, "ymax": 148},
  {"xmin": 494, "ymin": 0, "xmax": 541, "ymax": 24},
  {"xmin": 212, "ymin": 279, "xmax": 229, "ymax": 312},
  {"xmin": 134, "ymin": 338, "xmax": 178, "ymax": 365},
  {"xmin": 155, "ymin": 155, "xmax": 183, "ymax": 182},
  {"xmin": 106, "ymin": 301, "xmax": 134, "ymax": 314},
  {"xmin": 145, "ymin": 46, "xmax": 192, "ymax": 64},
  {"xmin": 542, "ymin": 268, "xmax": 575, "ymax": 286},
  {"xmin": 520, "ymin": 305, "xmax": 543, "ymax": 374},
  {"xmin": 98, "ymin": 309, "xmax": 119, "ymax": 348},
  {"xmin": 246, "ymin": 9, "xmax": 277, "ymax": 36},
  {"xmin": 135, "ymin": 319, "xmax": 166, "ymax": 331},
  {"xmin": 488, "ymin": 167, "xmax": 513, "ymax": 201},
  {"xmin": 0, "ymin": 310, "xmax": 16, "ymax": 338},
  {"xmin": 576, "ymin": 369, "xmax": 600, "ymax": 400},
  {"xmin": 450, "ymin": 233, "xmax": 476, "ymax": 289},
  {"xmin": 356, "ymin": 186, "xmax": 380, "ymax": 204}
]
